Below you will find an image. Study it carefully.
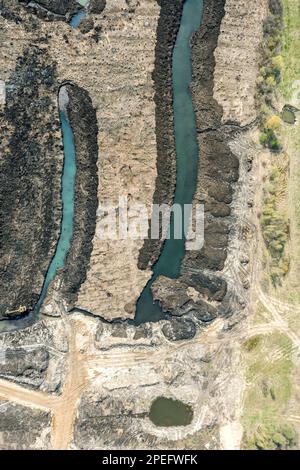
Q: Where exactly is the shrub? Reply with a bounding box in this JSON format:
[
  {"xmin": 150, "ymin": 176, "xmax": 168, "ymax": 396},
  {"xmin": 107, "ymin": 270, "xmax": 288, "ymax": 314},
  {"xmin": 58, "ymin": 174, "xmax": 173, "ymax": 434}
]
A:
[
  {"xmin": 260, "ymin": 103, "xmax": 270, "ymax": 116},
  {"xmin": 260, "ymin": 128, "xmax": 281, "ymax": 152},
  {"xmin": 265, "ymin": 114, "xmax": 281, "ymax": 129},
  {"xmin": 282, "ymin": 424, "xmax": 297, "ymax": 444},
  {"xmin": 244, "ymin": 423, "xmax": 297, "ymax": 450},
  {"xmin": 243, "ymin": 336, "xmax": 261, "ymax": 352},
  {"xmin": 272, "ymin": 54, "xmax": 283, "ymax": 73},
  {"xmin": 266, "ymin": 75, "xmax": 277, "ymax": 89},
  {"xmin": 260, "ymin": 158, "xmax": 290, "ymax": 284},
  {"xmin": 269, "ymin": 0, "xmax": 283, "ymax": 17},
  {"xmin": 260, "ymin": 132, "xmax": 268, "ymax": 146}
]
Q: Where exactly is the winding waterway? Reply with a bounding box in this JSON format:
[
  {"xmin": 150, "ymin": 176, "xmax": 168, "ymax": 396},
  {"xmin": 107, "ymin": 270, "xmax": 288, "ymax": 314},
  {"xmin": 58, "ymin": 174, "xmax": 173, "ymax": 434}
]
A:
[
  {"xmin": 38, "ymin": 108, "xmax": 77, "ymax": 307},
  {"xmin": 0, "ymin": 101, "xmax": 77, "ymax": 332},
  {"xmin": 0, "ymin": 6, "xmax": 85, "ymax": 332},
  {"xmin": 134, "ymin": 0, "xmax": 203, "ymax": 324},
  {"xmin": 0, "ymin": 0, "xmax": 203, "ymax": 332}
]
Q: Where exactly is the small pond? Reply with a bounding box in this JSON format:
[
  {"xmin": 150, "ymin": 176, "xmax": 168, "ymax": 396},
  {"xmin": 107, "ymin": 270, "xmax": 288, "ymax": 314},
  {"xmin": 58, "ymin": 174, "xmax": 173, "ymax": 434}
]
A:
[
  {"xmin": 282, "ymin": 107, "xmax": 296, "ymax": 124},
  {"xmin": 149, "ymin": 397, "xmax": 193, "ymax": 427}
]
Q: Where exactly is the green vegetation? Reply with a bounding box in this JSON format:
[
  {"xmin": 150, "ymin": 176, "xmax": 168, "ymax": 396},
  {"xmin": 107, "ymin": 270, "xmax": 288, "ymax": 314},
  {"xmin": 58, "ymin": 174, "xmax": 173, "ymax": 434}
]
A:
[
  {"xmin": 242, "ymin": 332, "xmax": 297, "ymax": 450},
  {"xmin": 271, "ymin": 0, "xmax": 300, "ymax": 303},
  {"xmin": 260, "ymin": 157, "xmax": 290, "ymax": 285},
  {"xmin": 256, "ymin": 1, "xmax": 292, "ymax": 285},
  {"xmin": 242, "ymin": 1, "xmax": 300, "ymax": 451},
  {"xmin": 282, "ymin": 107, "xmax": 296, "ymax": 123},
  {"xmin": 260, "ymin": 115, "xmax": 282, "ymax": 151},
  {"xmin": 251, "ymin": 301, "xmax": 273, "ymax": 325},
  {"xmin": 280, "ymin": 0, "xmax": 300, "ymax": 97},
  {"xmin": 243, "ymin": 336, "xmax": 261, "ymax": 352},
  {"xmin": 244, "ymin": 422, "xmax": 297, "ymax": 450},
  {"xmin": 257, "ymin": 1, "xmax": 283, "ymax": 152},
  {"xmin": 260, "ymin": 128, "xmax": 281, "ymax": 151}
]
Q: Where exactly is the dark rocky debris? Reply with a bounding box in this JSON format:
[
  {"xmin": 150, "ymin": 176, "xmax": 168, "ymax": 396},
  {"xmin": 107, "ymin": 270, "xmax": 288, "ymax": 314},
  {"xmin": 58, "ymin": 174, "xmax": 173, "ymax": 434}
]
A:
[
  {"xmin": 0, "ymin": 46, "xmax": 63, "ymax": 320},
  {"xmin": 183, "ymin": 0, "xmax": 239, "ymax": 275},
  {"xmin": 60, "ymin": 84, "xmax": 99, "ymax": 308},
  {"xmin": 18, "ymin": 0, "xmax": 80, "ymax": 20},
  {"xmin": 78, "ymin": 16, "xmax": 94, "ymax": 34},
  {"xmin": 138, "ymin": 0, "xmax": 184, "ymax": 270},
  {"xmin": 0, "ymin": 347, "xmax": 49, "ymax": 386},
  {"xmin": 162, "ymin": 318, "xmax": 196, "ymax": 342},
  {"xmin": 88, "ymin": 0, "xmax": 106, "ymax": 15},
  {"xmin": 0, "ymin": 402, "xmax": 51, "ymax": 449}
]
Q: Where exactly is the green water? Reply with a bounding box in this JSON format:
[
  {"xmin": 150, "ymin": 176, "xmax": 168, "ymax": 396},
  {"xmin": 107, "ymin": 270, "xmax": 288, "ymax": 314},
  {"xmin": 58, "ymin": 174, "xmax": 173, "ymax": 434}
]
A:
[
  {"xmin": 134, "ymin": 0, "xmax": 203, "ymax": 324},
  {"xmin": 149, "ymin": 397, "xmax": 193, "ymax": 427},
  {"xmin": 282, "ymin": 108, "xmax": 296, "ymax": 124},
  {"xmin": 0, "ymin": 110, "xmax": 76, "ymax": 332}
]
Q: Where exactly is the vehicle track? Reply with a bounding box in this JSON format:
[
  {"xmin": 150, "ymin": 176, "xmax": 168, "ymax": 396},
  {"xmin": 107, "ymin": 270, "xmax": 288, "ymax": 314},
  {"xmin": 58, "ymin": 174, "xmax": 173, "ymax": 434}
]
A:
[{"xmin": 0, "ymin": 284, "xmax": 299, "ymax": 449}]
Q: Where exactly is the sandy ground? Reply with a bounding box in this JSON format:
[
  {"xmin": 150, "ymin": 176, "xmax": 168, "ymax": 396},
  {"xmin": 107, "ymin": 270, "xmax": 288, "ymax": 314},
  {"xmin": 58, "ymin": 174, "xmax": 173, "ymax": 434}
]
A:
[{"xmin": 1, "ymin": 283, "xmax": 300, "ymax": 449}]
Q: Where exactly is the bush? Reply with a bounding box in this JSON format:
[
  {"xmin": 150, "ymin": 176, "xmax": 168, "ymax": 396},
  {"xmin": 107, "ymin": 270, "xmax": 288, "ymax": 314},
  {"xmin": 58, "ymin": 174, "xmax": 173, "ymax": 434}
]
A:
[
  {"xmin": 260, "ymin": 132, "xmax": 268, "ymax": 146},
  {"xmin": 282, "ymin": 424, "xmax": 297, "ymax": 443},
  {"xmin": 269, "ymin": 0, "xmax": 283, "ymax": 17},
  {"xmin": 260, "ymin": 128, "xmax": 281, "ymax": 152},
  {"xmin": 260, "ymin": 103, "xmax": 270, "ymax": 116},
  {"xmin": 260, "ymin": 158, "xmax": 290, "ymax": 284},
  {"xmin": 266, "ymin": 75, "xmax": 277, "ymax": 89},
  {"xmin": 243, "ymin": 336, "xmax": 261, "ymax": 352},
  {"xmin": 272, "ymin": 54, "xmax": 283, "ymax": 73},
  {"xmin": 265, "ymin": 114, "xmax": 281, "ymax": 129},
  {"xmin": 244, "ymin": 423, "xmax": 297, "ymax": 450}
]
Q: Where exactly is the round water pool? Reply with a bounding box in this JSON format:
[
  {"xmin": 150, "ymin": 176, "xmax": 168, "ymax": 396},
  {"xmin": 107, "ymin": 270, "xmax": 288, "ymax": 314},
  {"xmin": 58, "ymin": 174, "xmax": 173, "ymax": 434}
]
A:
[{"xmin": 149, "ymin": 397, "xmax": 193, "ymax": 427}]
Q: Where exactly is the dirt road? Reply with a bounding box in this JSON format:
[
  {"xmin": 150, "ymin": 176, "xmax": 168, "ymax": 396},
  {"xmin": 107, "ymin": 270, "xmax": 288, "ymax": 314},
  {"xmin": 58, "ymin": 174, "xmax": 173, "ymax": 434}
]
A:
[{"xmin": 1, "ymin": 287, "xmax": 300, "ymax": 449}]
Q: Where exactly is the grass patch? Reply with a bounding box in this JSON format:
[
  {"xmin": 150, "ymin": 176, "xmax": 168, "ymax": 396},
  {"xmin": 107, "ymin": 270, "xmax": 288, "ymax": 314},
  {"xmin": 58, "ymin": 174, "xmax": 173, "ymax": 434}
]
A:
[
  {"xmin": 273, "ymin": 0, "xmax": 300, "ymax": 301},
  {"xmin": 256, "ymin": 3, "xmax": 283, "ymax": 152},
  {"xmin": 280, "ymin": 0, "xmax": 300, "ymax": 235},
  {"xmin": 243, "ymin": 422, "xmax": 297, "ymax": 450},
  {"xmin": 243, "ymin": 336, "xmax": 261, "ymax": 352},
  {"xmin": 252, "ymin": 301, "xmax": 273, "ymax": 325},
  {"xmin": 241, "ymin": 331, "xmax": 297, "ymax": 449},
  {"xmin": 256, "ymin": 2, "xmax": 291, "ymax": 286},
  {"xmin": 280, "ymin": 0, "xmax": 300, "ymax": 98},
  {"xmin": 282, "ymin": 0, "xmax": 300, "ymax": 227},
  {"xmin": 260, "ymin": 155, "xmax": 290, "ymax": 286}
]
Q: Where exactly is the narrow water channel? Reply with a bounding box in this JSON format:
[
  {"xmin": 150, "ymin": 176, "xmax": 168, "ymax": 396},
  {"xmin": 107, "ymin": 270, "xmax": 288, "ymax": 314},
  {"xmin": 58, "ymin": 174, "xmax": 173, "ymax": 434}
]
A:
[
  {"xmin": 134, "ymin": 0, "xmax": 203, "ymax": 324},
  {"xmin": 70, "ymin": 0, "xmax": 88, "ymax": 28},
  {"xmin": 37, "ymin": 109, "xmax": 77, "ymax": 307},
  {"xmin": 0, "ymin": 0, "xmax": 203, "ymax": 332},
  {"xmin": 70, "ymin": 10, "xmax": 86, "ymax": 28},
  {"xmin": 0, "ymin": 104, "xmax": 77, "ymax": 332},
  {"xmin": 0, "ymin": 9, "xmax": 84, "ymax": 332}
]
